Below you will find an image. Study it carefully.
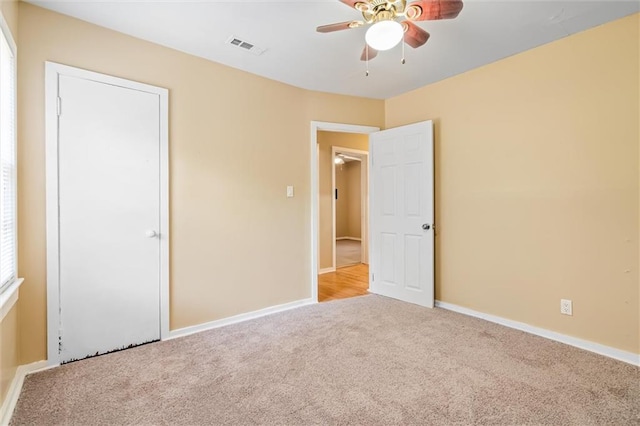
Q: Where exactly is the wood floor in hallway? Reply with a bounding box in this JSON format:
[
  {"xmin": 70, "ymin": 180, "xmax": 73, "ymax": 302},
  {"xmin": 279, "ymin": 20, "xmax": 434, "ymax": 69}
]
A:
[{"xmin": 318, "ymin": 264, "xmax": 369, "ymax": 302}]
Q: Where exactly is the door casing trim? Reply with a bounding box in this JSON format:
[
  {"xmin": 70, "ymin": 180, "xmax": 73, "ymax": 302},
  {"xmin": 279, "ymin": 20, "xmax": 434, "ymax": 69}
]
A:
[{"xmin": 45, "ymin": 62, "xmax": 170, "ymax": 365}]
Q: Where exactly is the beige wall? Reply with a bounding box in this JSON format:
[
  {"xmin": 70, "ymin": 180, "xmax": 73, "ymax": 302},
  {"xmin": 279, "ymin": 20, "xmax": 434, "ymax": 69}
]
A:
[
  {"xmin": 317, "ymin": 132, "xmax": 369, "ymax": 270},
  {"xmin": 386, "ymin": 14, "xmax": 639, "ymax": 354},
  {"xmin": 0, "ymin": 0, "xmax": 18, "ymax": 409},
  {"xmin": 16, "ymin": 3, "xmax": 384, "ymax": 364}
]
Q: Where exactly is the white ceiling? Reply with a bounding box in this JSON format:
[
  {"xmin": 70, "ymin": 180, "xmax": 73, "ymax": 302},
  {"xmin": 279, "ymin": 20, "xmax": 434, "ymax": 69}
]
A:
[{"xmin": 28, "ymin": 0, "xmax": 639, "ymax": 99}]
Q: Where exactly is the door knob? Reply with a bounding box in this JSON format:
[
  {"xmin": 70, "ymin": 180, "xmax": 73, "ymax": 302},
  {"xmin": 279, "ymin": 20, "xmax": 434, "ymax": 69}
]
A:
[
  {"xmin": 146, "ymin": 230, "xmax": 158, "ymax": 238},
  {"xmin": 422, "ymin": 224, "xmax": 431, "ymax": 231}
]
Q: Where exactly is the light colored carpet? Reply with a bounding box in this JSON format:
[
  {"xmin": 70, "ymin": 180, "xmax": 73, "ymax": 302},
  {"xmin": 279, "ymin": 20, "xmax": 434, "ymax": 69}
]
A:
[
  {"xmin": 11, "ymin": 295, "xmax": 639, "ymax": 425},
  {"xmin": 336, "ymin": 239, "xmax": 361, "ymax": 267}
]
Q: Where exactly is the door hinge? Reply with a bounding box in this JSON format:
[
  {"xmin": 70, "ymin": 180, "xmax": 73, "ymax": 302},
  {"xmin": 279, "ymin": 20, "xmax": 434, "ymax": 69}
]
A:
[
  {"xmin": 372, "ymin": 273, "xmax": 375, "ymax": 282},
  {"xmin": 56, "ymin": 96, "xmax": 62, "ymax": 116},
  {"xmin": 58, "ymin": 329, "xmax": 63, "ymax": 353}
]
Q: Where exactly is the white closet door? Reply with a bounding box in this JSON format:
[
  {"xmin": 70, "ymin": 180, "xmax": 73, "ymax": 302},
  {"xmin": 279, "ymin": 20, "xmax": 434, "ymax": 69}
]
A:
[
  {"xmin": 58, "ymin": 74, "xmax": 161, "ymax": 362},
  {"xmin": 369, "ymin": 121, "xmax": 434, "ymax": 308}
]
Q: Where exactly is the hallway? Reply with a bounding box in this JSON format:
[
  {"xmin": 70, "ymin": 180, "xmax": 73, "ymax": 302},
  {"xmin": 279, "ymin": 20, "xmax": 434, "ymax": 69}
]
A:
[{"xmin": 336, "ymin": 239, "xmax": 361, "ymax": 267}]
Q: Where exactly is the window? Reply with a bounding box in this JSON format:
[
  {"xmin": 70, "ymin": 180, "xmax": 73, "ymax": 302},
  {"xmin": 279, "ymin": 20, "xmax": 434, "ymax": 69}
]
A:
[{"xmin": 0, "ymin": 15, "xmax": 16, "ymax": 295}]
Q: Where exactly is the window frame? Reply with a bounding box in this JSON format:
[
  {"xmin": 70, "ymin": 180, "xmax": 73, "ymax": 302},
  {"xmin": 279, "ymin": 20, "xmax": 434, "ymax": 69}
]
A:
[{"xmin": 0, "ymin": 11, "xmax": 18, "ymax": 297}]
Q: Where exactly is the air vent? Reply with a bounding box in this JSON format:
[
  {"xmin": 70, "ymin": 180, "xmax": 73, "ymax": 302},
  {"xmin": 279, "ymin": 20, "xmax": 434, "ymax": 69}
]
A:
[{"xmin": 226, "ymin": 36, "xmax": 266, "ymax": 56}]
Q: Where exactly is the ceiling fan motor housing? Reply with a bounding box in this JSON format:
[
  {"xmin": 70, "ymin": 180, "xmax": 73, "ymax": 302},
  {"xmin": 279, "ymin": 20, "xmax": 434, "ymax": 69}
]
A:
[
  {"xmin": 374, "ymin": 10, "xmax": 396, "ymax": 23},
  {"xmin": 359, "ymin": 0, "xmax": 407, "ymax": 23}
]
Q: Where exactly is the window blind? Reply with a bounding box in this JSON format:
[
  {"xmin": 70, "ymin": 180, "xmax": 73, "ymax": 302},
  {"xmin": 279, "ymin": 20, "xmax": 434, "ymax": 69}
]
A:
[{"xmin": 0, "ymin": 26, "xmax": 16, "ymax": 293}]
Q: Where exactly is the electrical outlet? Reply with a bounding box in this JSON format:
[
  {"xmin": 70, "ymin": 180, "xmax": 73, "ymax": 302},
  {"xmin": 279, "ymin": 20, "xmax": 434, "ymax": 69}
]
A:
[{"xmin": 560, "ymin": 299, "xmax": 572, "ymax": 316}]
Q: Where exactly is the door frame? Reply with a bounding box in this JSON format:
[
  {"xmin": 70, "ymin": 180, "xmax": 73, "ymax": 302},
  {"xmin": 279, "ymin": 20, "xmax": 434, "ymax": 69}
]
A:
[
  {"xmin": 310, "ymin": 121, "xmax": 379, "ymax": 302},
  {"xmin": 45, "ymin": 62, "xmax": 170, "ymax": 366},
  {"xmin": 331, "ymin": 146, "xmax": 369, "ymax": 268}
]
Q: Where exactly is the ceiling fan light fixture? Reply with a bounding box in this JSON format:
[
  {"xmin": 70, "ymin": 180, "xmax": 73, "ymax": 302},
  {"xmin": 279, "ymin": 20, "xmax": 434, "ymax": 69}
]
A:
[{"xmin": 365, "ymin": 20, "xmax": 404, "ymax": 51}]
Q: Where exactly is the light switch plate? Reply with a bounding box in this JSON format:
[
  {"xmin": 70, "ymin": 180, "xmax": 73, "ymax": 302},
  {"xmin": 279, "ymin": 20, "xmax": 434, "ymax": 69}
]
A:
[{"xmin": 286, "ymin": 185, "xmax": 294, "ymax": 198}]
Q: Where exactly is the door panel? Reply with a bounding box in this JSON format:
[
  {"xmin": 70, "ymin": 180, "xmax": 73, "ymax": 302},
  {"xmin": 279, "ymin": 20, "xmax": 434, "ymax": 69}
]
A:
[
  {"xmin": 381, "ymin": 166, "xmax": 396, "ymax": 215},
  {"xmin": 58, "ymin": 75, "xmax": 161, "ymax": 362},
  {"xmin": 381, "ymin": 232, "xmax": 396, "ymax": 283},
  {"xmin": 370, "ymin": 121, "xmax": 434, "ymax": 307}
]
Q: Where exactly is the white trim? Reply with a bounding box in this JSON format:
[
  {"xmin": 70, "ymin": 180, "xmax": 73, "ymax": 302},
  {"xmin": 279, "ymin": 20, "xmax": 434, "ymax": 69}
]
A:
[
  {"xmin": 336, "ymin": 237, "xmax": 361, "ymax": 241},
  {"xmin": 0, "ymin": 9, "xmax": 16, "ymax": 55},
  {"xmin": 331, "ymin": 146, "xmax": 337, "ymax": 270},
  {"xmin": 167, "ymin": 298, "xmax": 316, "ymax": 340},
  {"xmin": 0, "ymin": 8, "xmax": 19, "ymax": 305},
  {"xmin": 0, "ymin": 360, "xmax": 50, "ymax": 426},
  {"xmin": 311, "ymin": 122, "xmax": 378, "ymax": 303},
  {"xmin": 44, "ymin": 63, "xmax": 59, "ymax": 365},
  {"xmin": 313, "ymin": 122, "xmax": 380, "ymax": 134},
  {"xmin": 435, "ymin": 301, "xmax": 640, "ymax": 366},
  {"xmin": 158, "ymin": 78, "xmax": 170, "ymax": 341},
  {"xmin": 0, "ymin": 278, "xmax": 23, "ymax": 322},
  {"xmin": 318, "ymin": 267, "xmax": 336, "ymax": 275},
  {"xmin": 45, "ymin": 62, "xmax": 170, "ymax": 366},
  {"xmin": 361, "ymin": 151, "xmax": 370, "ymax": 265}
]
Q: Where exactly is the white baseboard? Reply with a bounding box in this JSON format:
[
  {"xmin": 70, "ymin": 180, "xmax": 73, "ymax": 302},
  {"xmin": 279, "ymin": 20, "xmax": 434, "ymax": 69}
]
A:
[
  {"xmin": 318, "ymin": 267, "xmax": 336, "ymax": 275},
  {"xmin": 435, "ymin": 301, "xmax": 640, "ymax": 367},
  {"xmin": 336, "ymin": 237, "xmax": 361, "ymax": 241},
  {"xmin": 167, "ymin": 298, "xmax": 316, "ymax": 340},
  {"xmin": 0, "ymin": 360, "xmax": 50, "ymax": 426}
]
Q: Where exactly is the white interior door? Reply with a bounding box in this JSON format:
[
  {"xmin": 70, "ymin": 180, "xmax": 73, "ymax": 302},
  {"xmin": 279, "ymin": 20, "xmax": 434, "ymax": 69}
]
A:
[
  {"xmin": 57, "ymin": 73, "xmax": 161, "ymax": 363},
  {"xmin": 369, "ymin": 121, "xmax": 434, "ymax": 308}
]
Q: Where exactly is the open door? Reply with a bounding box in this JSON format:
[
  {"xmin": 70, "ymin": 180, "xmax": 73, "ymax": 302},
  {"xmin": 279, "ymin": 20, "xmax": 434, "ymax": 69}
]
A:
[{"xmin": 369, "ymin": 121, "xmax": 434, "ymax": 308}]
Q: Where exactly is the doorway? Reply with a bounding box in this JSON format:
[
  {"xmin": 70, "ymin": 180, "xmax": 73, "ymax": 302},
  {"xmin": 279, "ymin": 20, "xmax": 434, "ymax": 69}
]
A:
[
  {"xmin": 321, "ymin": 143, "xmax": 369, "ymax": 302},
  {"xmin": 311, "ymin": 120, "xmax": 435, "ymax": 308},
  {"xmin": 45, "ymin": 63, "xmax": 170, "ymax": 365},
  {"xmin": 333, "ymin": 147, "xmax": 368, "ymax": 268},
  {"xmin": 312, "ymin": 123, "xmax": 378, "ymax": 302}
]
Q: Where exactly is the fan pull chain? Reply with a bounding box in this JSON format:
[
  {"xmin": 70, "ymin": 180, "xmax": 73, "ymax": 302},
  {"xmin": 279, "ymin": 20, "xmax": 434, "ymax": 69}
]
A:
[
  {"xmin": 366, "ymin": 46, "xmax": 370, "ymax": 77},
  {"xmin": 401, "ymin": 42, "xmax": 406, "ymax": 65}
]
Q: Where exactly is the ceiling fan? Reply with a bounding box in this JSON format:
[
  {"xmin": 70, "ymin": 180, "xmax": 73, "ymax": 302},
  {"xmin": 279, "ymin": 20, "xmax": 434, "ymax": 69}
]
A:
[{"xmin": 317, "ymin": 0, "xmax": 463, "ymax": 63}]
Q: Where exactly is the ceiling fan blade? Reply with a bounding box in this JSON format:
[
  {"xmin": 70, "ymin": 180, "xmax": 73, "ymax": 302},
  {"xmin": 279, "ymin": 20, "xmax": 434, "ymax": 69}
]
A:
[
  {"xmin": 316, "ymin": 21, "xmax": 362, "ymax": 33},
  {"xmin": 405, "ymin": 0, "xmax": 464, "ymax": 21},
  {"xmin": 403, "ymin": 21, "xmax": 430, "ymax": 48},
  {"xmin": 339, "ymin": 0, "xmax": 362, "ymax": 9},
  {"xmin": 360, "ymin": 45, "xmax": 378, "ymax": 61}
]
